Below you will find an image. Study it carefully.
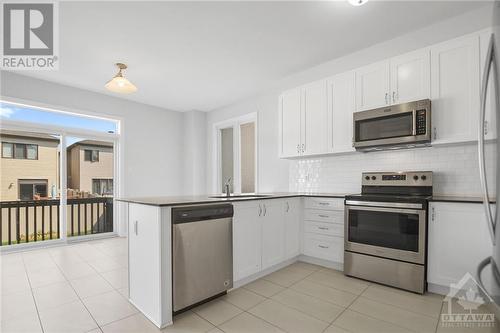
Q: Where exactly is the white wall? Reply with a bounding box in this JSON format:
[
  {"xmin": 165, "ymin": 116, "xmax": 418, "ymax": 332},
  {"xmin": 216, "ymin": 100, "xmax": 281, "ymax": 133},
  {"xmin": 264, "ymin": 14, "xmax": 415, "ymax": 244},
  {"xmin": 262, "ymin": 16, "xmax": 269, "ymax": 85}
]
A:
[
  {"xmin": 183, "ymin": 110, "xmax": 207, "ymax": 195},
  {"xmin": 206, "ymin": 4, "xmax": 495, "ymax": 196}
]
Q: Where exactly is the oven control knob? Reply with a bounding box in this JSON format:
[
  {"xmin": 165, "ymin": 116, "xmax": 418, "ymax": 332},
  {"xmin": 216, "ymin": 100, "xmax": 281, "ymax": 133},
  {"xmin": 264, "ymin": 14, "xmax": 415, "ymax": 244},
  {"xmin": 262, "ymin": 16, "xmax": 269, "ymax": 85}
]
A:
[
  {"xmin": 413, "ymin": 175, "xmax": 419, "ymax": 181},
  {"xmin": 371, "ymin": 176, "xmax": 376, "ymax": 180},
  {"xmin": 421, "ymin": 175, "xmax": 427, "ymax": 180},
  {"xmin": 365, "ymin": 176, "xmax": 370, "ymax": 181}
]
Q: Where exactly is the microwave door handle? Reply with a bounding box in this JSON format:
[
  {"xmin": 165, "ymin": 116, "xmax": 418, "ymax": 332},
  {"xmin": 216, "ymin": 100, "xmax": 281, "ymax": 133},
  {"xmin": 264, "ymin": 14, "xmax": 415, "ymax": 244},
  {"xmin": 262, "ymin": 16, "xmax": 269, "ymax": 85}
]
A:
[
  {"xmin": 412, "ymin": 110, "xmax": 417, "ymax": 136},
  {"xmin": 478, "ymin": 33, "xmax": 497, "ymax": 245}
]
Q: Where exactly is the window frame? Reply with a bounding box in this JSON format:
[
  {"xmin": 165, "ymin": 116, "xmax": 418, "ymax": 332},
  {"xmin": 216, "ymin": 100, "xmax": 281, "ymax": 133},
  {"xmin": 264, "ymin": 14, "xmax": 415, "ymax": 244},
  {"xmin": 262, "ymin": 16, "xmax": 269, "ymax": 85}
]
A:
[
  {"xmin": 84, "ymin": 149, "xmax": 99, "ymax": 162},
  {"xmin": 212, "ymin": 112, "xmax": 258, "ymax": 194},
  {"xmin": 18, "ymin": 179, "xmax": 48, "ymax": 200},
  {"xmin": 2, "ymin": 142, "xmax": 13, "ymax": 158},
  {"xmin": 92, "ymin": 178, "xmax": 113, "ymax": 196},
  {"xmin": 1, "ymin": 142, "xmax": 38, "ymax": 160}
]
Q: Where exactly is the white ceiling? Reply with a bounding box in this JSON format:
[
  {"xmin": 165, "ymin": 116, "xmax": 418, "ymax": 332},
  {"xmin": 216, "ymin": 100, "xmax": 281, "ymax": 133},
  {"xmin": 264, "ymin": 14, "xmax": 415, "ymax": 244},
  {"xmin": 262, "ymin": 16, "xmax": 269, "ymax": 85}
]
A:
[{"xmin": 18, "ymin": 1, "xmax": 487, "ymax": 112}]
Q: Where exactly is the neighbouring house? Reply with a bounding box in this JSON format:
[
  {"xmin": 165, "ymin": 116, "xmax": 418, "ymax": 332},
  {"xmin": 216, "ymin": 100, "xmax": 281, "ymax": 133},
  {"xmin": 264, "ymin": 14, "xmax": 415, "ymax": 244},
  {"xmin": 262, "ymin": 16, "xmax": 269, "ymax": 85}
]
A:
[
  {"xmin": 0, "ymin": 131, "xmax": 60, "ymax": 201},
  {"xmin": 66, "ymin": 140, "xmax": 114, "ymax": 196}
]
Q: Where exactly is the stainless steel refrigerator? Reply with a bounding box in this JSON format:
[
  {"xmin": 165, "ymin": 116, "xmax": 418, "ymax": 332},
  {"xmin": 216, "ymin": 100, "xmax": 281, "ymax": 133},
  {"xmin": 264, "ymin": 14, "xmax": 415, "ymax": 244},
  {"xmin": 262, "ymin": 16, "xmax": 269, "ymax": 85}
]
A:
[{"xmin": 478, "ymin": 0, "xmax": 500, "ymax": 318}]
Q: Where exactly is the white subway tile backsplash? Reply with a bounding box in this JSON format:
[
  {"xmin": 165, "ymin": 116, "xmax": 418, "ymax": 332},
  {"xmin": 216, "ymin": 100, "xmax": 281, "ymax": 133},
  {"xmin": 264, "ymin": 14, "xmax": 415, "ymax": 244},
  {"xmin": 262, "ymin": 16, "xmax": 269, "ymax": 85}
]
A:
[{"xmin": 289, "ymin": 143, "xmax": 497, "ymax": 197}]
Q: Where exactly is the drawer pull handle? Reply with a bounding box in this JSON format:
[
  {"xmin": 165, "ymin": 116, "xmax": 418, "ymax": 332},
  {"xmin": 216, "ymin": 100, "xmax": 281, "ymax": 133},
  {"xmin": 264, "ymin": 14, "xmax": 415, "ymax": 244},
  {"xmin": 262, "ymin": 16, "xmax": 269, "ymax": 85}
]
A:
[
  {"xmin": 318, "ymin": 227, "xmax": 329, "ymax": 230},
  {"xmin": 318, "ymin": 245, "xmax": 329, "ymax": 249},
  {"xmin": 318, "ymin": 214, "xmax": 329, "ymax": 218}
]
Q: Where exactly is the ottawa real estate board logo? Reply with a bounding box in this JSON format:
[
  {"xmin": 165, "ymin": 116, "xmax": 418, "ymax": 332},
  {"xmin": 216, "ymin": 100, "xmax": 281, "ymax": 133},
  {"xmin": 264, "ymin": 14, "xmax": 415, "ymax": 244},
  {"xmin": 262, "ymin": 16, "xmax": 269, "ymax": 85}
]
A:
[{"xmin": 1, "ymin": 1, "xmax": 59, "ymax": 70}]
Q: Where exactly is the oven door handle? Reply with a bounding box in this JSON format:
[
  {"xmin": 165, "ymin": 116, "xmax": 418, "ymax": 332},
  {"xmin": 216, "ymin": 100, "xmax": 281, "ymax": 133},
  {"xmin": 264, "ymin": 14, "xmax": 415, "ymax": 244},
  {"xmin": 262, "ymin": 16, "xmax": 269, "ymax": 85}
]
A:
[
  {"xmin": 345, "ymin": 203, "xmax": 424, "ymax": 215},
  {"xmin": 345, "ymin": 200, "xmax": 423, "ymax": 210}
]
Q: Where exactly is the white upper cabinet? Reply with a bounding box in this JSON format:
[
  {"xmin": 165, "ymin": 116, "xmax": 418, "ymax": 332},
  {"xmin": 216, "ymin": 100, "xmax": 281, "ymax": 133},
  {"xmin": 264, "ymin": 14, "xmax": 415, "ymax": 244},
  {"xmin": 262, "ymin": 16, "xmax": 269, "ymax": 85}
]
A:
[
  {"xmin": 279, "ymin": 88, "xmax": 302, "ymax": 158},
  {"xmin": 430, "ymin": 34, "xmax": 480, "ymax": 144},
  {"xmin": 480, "ymin": 29, "xmax": 497, "ymax": 141},
  {"xmin": 279, "ymin": 80, "xmax": 328, "ymax": 158},
  {"xmin": 328, "ymin": 71, "xmax": 356, "ymax": 153},
  {"xmin": 302, "ymin": 80, "xmax": 329, "ymax": 156},
  {"xmin": 390, "ymin": 48, "xmax": 430, "ymax": 104},
  {"xmin": 279, "ymin": 30, "xmax": 487, "ymax": 158},
  {"xmin": 355, "ymin": 60, "xmax": 391, "ymax": 111},
  {"xmin": 355, "ymin": 50, "xmax": 431, "ymax": 111}
]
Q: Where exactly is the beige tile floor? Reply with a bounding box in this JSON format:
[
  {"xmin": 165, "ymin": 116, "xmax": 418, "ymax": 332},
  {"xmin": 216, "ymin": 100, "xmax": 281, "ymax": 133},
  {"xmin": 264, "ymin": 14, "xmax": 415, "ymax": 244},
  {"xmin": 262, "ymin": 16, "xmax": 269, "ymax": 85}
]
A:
[{"xmin": 0, "ymin": 237, "xmax": 497, "ymax": 333}]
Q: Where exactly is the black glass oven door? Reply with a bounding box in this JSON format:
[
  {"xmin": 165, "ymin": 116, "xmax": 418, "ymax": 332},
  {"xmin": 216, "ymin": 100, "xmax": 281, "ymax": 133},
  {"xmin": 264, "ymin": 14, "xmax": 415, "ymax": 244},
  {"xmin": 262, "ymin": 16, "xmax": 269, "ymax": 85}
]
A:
[{"xmin": 345, "ymin": 205, "xmax": 426, "ymax": 264}]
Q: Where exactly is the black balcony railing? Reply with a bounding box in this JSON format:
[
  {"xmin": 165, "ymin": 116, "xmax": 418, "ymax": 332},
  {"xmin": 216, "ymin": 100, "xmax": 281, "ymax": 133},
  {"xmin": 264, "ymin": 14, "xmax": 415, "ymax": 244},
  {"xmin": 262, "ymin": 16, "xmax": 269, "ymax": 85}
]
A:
[{"xmin": 0, "ymin": 197, "xmax": 113, "ymax": 246}]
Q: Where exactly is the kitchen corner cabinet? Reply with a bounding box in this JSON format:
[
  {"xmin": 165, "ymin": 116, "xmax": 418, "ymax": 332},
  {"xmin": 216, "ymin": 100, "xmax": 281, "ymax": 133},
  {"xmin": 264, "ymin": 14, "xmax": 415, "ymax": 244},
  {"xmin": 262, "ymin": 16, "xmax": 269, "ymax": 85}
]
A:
[
  {"xmin": 327, "ymin": 71, "xmax": 356, "ymax": 153},
  {"xmin": 261, "ymin": 200, "xmax": 286, "ymax": 269},
  {"xmin": 233, "ymin": 198, "xmax": 301, "ymax": 281},
  {"xmin": 232, "ymin": 201, "xmax": 263, "ymax": 281},
  {"xmin": 284, "ymin": 198, "xmax": 301, "ymax": 259},
  {"xmin": 279, "ymin": 80, "xmax": 328, "ymax": 158},
  {"xmin": 279, "ymin": 88, "xmax": 302, "ymax": 158},
  {"xmin": 355, "ymin": 49, "xmax": 430, "ymax": 112},
  {"xmin": 427, "ymin": 202, "xmax": 493, "ymax": 287},
  {"xmin": 430, "ymin": 34, "xmax": 480, "ymax": 144}
]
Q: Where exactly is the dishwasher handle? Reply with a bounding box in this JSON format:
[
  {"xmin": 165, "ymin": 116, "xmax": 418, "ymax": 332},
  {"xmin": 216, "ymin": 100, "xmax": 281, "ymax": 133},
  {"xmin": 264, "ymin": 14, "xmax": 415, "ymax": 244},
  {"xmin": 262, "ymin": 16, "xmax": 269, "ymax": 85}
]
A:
[{"xmin": 172, "ymin": 204, "xmax": 234, "ymax": 224}]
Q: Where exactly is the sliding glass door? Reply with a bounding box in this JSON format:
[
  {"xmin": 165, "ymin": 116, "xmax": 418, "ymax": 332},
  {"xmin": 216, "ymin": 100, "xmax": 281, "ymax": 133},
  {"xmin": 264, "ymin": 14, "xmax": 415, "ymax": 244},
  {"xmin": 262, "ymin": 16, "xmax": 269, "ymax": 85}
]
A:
[{"xmin": 0, "ymin": 100, "xmax": 120, "ymax": 247}]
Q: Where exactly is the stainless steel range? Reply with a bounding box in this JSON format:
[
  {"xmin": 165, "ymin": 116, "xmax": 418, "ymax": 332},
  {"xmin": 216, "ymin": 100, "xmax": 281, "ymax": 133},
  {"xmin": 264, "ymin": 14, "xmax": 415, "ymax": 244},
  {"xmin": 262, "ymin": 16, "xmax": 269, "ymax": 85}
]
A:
[{"xmin": 344, "ymin": 171, "xmax": 433, "ymax": 294}]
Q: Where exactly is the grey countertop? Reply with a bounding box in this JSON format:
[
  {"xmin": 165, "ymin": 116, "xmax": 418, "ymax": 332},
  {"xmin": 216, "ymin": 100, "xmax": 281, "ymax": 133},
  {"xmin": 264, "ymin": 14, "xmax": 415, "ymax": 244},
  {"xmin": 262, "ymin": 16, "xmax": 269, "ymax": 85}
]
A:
[
  {"xmin": 115, "ymin": 193, "xmax": 346, "ymax": 207},
  {"xmin": 116, "ymin": 192, "xmax": 495, "ymax": 207}
]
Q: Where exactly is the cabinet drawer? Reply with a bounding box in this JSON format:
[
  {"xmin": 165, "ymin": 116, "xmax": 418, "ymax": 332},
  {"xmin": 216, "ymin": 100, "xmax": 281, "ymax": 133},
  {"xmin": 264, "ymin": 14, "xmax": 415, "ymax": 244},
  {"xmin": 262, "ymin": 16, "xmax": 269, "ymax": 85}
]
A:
[
  {"xmin": 305, "ymin": 221, "xmax": 343, "ymax": 237},
  {"xmin": 304, "ymin": 209, "xmax": 343, "ymax": 224},
  {"xmin": 303, "ymin": 233, "xmax": 343, "ymax": 263},
  {"xmin": 305, "ymin": 198, "xmax": 343, "ymax": 211}
]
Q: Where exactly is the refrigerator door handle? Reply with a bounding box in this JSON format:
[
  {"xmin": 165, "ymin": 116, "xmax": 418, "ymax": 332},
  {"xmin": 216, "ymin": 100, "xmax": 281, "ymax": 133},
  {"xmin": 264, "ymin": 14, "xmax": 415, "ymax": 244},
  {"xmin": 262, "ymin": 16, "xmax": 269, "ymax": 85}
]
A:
[
  {"xmin": 478, "ymin": 33, "xmax": 498, "ymax": 245},
  {"xmin": 477, "ymin": 256, "xmax": 500, "ymax": 292}
]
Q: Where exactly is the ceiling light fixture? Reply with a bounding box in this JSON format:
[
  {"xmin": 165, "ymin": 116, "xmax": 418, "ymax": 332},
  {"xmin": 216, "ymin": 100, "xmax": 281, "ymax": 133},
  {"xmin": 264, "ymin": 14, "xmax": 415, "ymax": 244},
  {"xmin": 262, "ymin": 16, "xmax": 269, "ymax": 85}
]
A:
[
  {"xmin": 105, "ymin": 63, "xmax": 137, "ymax": 94},
  {"xmin": 348, "ymin": 0, "xmax": 369, "ymax": 6}
]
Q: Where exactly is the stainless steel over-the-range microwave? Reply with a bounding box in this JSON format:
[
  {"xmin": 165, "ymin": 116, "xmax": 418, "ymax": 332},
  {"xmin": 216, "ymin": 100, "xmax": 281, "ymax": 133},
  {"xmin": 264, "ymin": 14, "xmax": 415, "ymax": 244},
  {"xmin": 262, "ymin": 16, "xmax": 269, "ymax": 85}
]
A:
[{"xmin": 353, "ymin": 99, "xmax": 431, "ymax": 150}]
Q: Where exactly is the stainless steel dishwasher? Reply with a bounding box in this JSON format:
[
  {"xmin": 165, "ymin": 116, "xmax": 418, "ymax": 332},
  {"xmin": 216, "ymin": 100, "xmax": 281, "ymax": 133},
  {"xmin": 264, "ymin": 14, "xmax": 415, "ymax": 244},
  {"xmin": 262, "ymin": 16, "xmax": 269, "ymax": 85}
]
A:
[{"xmin": 172, "ymin": 204, "xmax": 233, "ymax": 313}]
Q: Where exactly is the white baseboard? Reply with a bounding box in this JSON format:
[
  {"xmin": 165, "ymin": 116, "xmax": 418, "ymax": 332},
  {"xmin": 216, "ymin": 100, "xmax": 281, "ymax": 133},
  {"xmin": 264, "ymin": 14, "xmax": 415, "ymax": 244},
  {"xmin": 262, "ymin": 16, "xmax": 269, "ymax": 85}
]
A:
[
  {"xmin": 233, "ymin": 255, "xmax": 343, "ymax": 289},
  {"xmin": 233, "ymin": 257, "xmax": 299, "ymax": 289},
  {"xmin": 299, "ymin": 255, "xmax": 343, "ymax": 271}
]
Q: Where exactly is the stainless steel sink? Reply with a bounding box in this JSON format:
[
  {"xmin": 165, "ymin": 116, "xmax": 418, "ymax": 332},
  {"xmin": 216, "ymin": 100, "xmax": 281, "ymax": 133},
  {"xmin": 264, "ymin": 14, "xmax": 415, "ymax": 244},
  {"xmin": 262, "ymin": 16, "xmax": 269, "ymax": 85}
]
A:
[{"xmin": 209, "ymin": 194, "xmax": 272, "ymax": 199}]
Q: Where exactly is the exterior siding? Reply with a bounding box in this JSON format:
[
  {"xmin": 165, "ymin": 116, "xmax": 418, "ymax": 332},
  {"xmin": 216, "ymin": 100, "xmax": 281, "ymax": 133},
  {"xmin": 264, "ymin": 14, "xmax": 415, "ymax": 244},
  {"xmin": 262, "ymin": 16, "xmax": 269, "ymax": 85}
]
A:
[{"xmin": 0, "ymin": 136, "xmax": 59, "ymax": 201}]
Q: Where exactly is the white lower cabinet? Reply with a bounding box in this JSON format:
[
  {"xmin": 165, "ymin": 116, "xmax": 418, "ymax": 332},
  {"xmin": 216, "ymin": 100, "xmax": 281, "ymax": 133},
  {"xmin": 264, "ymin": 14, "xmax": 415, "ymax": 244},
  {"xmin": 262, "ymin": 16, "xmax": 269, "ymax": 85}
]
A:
[
  {"xmin": 428, "ymin": 202, "xmax": 493, "ymax": 287},
  {"xmin": 261, "ymin": 200, "xmax": 286, "ymax": 269},
  {"xmin": 128, "ymin": 203, "xmax": 171, "ymax": 328},
  {"xmin": 232, "ymin": 201, "xmax": 263, "ymax": 281},
  {"xmin": 284, "ymin": 198, "xmax": 301, "ymax": 259},
  {"xmin": 303, "ymin": 233, "xmax": 344, "ymax": 263},
  {"xmin": 302, "ymin": 198, "xmax": 345, "ymax": 264}
]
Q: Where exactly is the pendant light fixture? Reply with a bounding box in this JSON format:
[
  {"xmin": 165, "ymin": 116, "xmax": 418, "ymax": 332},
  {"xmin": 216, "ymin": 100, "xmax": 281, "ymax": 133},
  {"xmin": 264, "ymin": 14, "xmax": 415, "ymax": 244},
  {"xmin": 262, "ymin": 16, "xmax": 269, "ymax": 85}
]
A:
[
  {"xmin": 348, "ymin": 0, "xmax": 369, "ymax": 6},
  {"xmin": 105, "ymin": 63, "xmax": 137, "ymax": 94}
]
